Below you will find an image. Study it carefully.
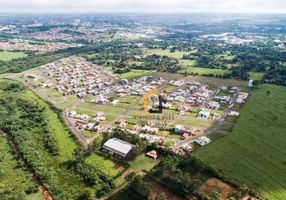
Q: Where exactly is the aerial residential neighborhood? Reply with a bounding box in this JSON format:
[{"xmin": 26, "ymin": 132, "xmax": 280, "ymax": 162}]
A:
[{"xmin": 0, "ymin": 1, "xmax": 285, "ymax": 200}]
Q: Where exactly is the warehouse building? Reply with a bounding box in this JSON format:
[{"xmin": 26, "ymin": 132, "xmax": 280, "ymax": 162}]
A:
[{"xmin": 103, "ymin": 138, "xmax": 133, "ymax": 157}]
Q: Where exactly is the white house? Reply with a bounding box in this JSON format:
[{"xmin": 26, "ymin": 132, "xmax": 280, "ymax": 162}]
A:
[{"xmin": 194, "ymin": 136, "xmax": 211, "ymax": 146}]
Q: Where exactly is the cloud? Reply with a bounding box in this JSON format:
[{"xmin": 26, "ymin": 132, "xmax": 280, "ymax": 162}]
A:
[{"xmin": 0, "ymin": 0, "xmax": 285, "ymax": 13}]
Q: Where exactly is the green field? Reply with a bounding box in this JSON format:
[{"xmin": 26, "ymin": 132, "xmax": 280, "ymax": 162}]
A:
[
  {"xmin": 194, "ymin": 84, "xmax": 286, "ymax": 200},
  {"xmin": 0, "ymin": 51, "xmax": 27, "ymax": 61},
  {"xmin": 119, "ymin": 69, "xmax": 153, "ymax": 80},
  {"xmin": 179, "ymin": 66, "xmax": 230, "ymax": 76},
  {"xmin": 85, "ymin": 153, "xmax": 121, "ymax": 177},
  {"xmin": 179, "ymin": 59, "xmax": 198, "ymax": 67},
  {"xmin": 129, "ymin": 155, "xmax": 159, "ymax": 172},
  {"xmin": 144, "ymin": 48, "xmax": 190, "ymax": 59},
  {"xmin": 248, "ymin": 72, "xmax": 265, "ymax": 80}
]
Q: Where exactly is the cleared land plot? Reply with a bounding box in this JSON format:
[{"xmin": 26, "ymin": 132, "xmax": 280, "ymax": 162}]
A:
[
  {"xmin": 79, "ymin": 103, "xmax": 126, "ymax": 114},
  {"xmin": 119, "ymin": 69, "xmax": 153, "ymax": 80},
  {"xmin": 85, "ymin": 153, "xmax": 122, "ymax": 178},
  {"xmin": 0, "ymin": 51, "xmax": 27, "ymax": 61},
  {"xmin": 128, "ymin": 155, "xmax": 159, "ymax": 172},
  {"xmin": 194, "ymin": 84, "xmax": 286, "ymax": 200},
  {"xmin": 198, "ymin": 178, "xmax": 237, "ymax": 200}
]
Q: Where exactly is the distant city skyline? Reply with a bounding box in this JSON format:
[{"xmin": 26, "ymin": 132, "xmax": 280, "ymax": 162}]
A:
[{"xmin": 0, "ymin": 0, "xmax": 286, "ymax": 14}]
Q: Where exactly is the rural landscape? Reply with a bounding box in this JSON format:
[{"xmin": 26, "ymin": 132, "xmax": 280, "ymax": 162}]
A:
[{"xmin": 0, "ymin": 1, "xmax": 286, "ymax": 200}]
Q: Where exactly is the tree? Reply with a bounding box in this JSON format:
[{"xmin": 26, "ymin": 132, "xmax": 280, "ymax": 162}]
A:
[
  {"xmin": 77, "ymin": 188, "xmax": 94, "ymax": 200},
  {"xmin": 131, "ymin": 176, "xmax": 150, "ymax": 197},
  {"xmin": 156, "ymin": 192, "xmax": 167, "ymax": 200}
]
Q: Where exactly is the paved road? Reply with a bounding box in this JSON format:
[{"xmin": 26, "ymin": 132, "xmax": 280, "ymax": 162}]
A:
[{"xmin": 63, "ymin": 109, "xmax": 90, "ymax": 149}]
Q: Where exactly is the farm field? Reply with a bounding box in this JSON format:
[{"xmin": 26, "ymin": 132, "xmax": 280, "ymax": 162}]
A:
[
  {"xmin": 193, "ymin": 84, "xmax": 286, "ymax": 200},
  {"xmin": 0, "ymin": 51, "xmax": 27, "ymax": 61}
]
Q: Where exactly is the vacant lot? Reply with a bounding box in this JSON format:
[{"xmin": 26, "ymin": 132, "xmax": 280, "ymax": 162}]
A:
[
  {"xmin": 198, "ymin": 178, "xmax": 237, "ymax": 200},
  {"xmin": 0, "ymin": 51, "xmax": 27, "ymax": 61},
  {"xmin": 119, "ymin": 69, "xmax": 154, "ymax": 80},
  {"xmin": 85, "ymin": 153, "xmax": 122, "ymax": 178},
  {"xmin": 194, "ymin": 84, "xmax": 286, "ymax": 200}
]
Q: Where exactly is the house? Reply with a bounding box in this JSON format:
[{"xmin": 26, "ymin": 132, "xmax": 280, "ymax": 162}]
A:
[
  {"xmin": 146, "ymin": 150, "xmax": 158, "ymax": 160},
  {"xmin": 86, "ymin": 122, "xmax": 95, "ymax": 130},
  {"xmin": 207, "ymin": 101, "xmax": 220, "ymax": 110},
  {"xmin": 198, "ymin": 110, "xmax": 210, "ymax": 119},
  {"xmin": 102, "ymin": 138, "xmax": 133, "ymax": 157},
  {"xmin": 112, "ymin": 100, "xmax": 119, "ymax": 105},
  {"xmin": 141, "ymin": 126, "xmax": 159, "ymax": 134},
  {"xmin": 119, "ymin": 79, "xmax": 129, "ymax": 85},
  {"xmin": 194, "ymin": 136, "xmax": 211, "ymax": 146},
  {"xmin": 213, "ymin": 113, "xmax": 221, "ymax": 120},
  {"xmin": 179, "ymin": 110, "xmax": 185, "ymax": 116},
  {"xmin": 119, "ymin": 121, "xmax": 128, "ymax": 128},
  {"xmin": 182, "ymin": 144, "xmax": 193, "ymax": 152},
  {"xmin": 132, "ymin": 125, "xmax": 142, "ymax": 132},
  {"xmin": 68, "ymin": 111, "xmax": 77, "ymax": 117},
  {"xmin": 174, "ymin": 124, "xmax": 184, "ymax": 133},
  {"xmin": 220, "ymin": 96, "xmax": 231, "ymax": 104},
  {"xmin": 228, "ymin": 111, "xmax": 240, "ymax": 116},
  {"xmin": 182, "ymin": 133, "xmax": 190, "ymax": 139}
]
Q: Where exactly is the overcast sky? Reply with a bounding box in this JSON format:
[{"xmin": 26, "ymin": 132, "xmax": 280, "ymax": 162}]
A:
[{"xmin": 0, "ymin": 0, "xmax": 286, "ymax": 14}]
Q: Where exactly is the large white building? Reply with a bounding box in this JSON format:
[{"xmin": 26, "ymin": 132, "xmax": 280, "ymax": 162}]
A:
[{"xmin": 103, "ymin": 138, "xmax": 133, "ymax": 157}]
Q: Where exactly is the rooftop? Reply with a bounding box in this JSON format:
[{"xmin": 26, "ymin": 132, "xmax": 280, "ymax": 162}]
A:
[{"xmin": 103, "ymin": 138, "xmax": 133, "ymax": 157}]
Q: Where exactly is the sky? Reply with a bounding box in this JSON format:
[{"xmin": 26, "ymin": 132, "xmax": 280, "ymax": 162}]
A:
[{"xmin": 0, "ymin": 0, "xmax": 286, "ymax": 14}]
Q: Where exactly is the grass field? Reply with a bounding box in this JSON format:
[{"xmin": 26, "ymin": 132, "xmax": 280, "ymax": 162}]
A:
[
  {"xmin": 129, "ymin": 155, "xmax": 159, "ymax": 172},
  {"xmin": 248, "ymin": 72, "xmax": 265, "ymax": 80},
  {"xmin": 194, "ymin": 84, "xmax": 286, "ymax": 200},
  {"xmin": 119, "ymin": 69, "xmax": 153, "ymax": 80},
  {"xmin": 179, "ymin": 59, "xmax": 198, "ymax": 67},
  {"xmin": 0, "ymin": 51, "xmax": 27, "ymax": 61},
  {"xmin": 179, "ymin": 67, "xmax": 230, "ymax": 76},
  {"xmin": 85, "ymin": 153, "xmax": 121, "ymax": 177},
  {"xmin": 144, "ymin": 48, "xmax": 190, "ymax": 59}
]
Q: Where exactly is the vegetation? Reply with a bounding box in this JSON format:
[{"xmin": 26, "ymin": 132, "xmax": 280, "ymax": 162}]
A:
[
  {"xmin": 194, "ymin": 84, "xmax": 286, "ymax": 200},
  {"xmin": 0, "ymin": 79, "xmax": 115, "ymax": 199},
  {"xmin": 0, "ymin": 133, "xmax": 39, "ymax": 200},
  {"xmin": 0, "ymin": 51, "xmax": 27, "ymax": 61}
]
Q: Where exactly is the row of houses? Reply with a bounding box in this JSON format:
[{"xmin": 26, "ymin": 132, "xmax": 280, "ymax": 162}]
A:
[{"xmin": 67, "ymin": 110, "xmax": 106, "ymax": 132}]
